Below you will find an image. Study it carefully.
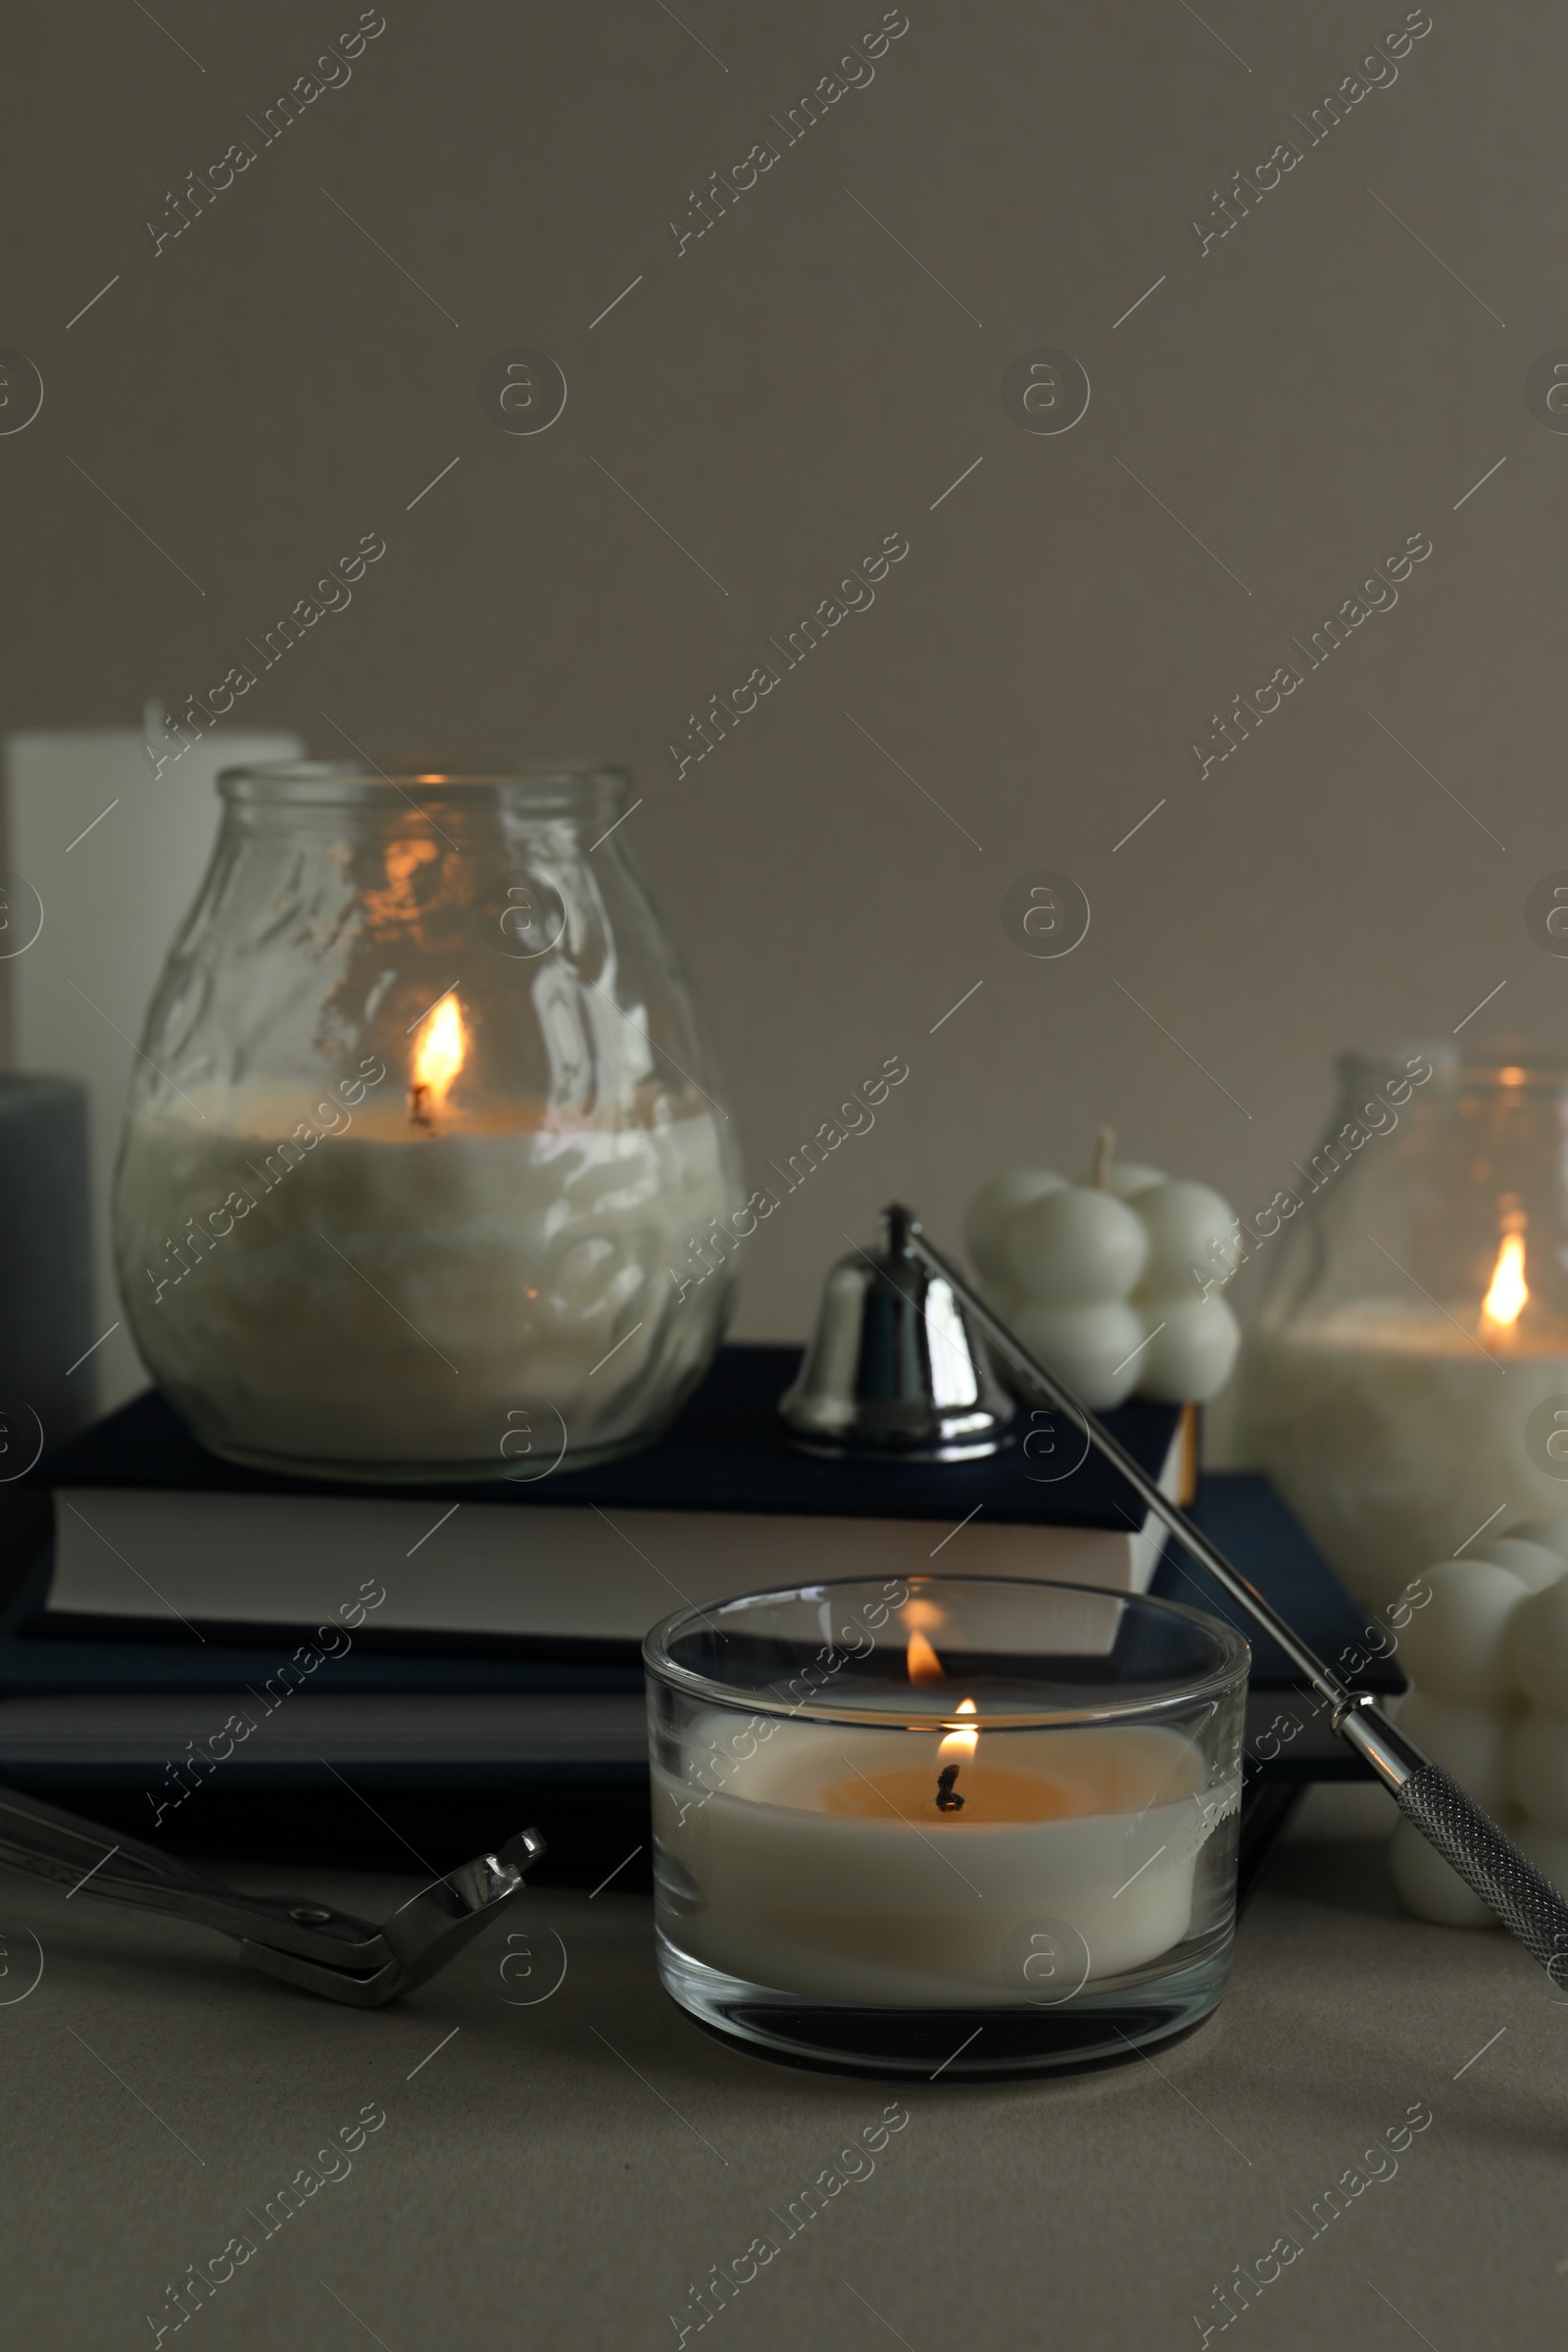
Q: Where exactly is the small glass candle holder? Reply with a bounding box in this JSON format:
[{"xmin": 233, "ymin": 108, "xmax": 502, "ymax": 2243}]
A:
[{"xmin": 645, "ymin": 1575, "xmax": 1247, "ymax": 2081}]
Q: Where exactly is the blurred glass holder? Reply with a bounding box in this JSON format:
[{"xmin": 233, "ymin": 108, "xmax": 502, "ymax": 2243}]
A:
[
  {"xmin": 1237, "ymin": 1045, "xmax": 1568, "ymax": 1610},
  {"xmin": 645, "ymin": 1576, "xmax": 1247, "ymax": 2081},
  {"xmin": 111, "ymin": 762, "xmax": 740, "ymax": 1482}
]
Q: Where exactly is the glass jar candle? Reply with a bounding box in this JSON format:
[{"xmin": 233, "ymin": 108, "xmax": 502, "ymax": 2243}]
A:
[
  {"xmin": 646, "ymin": 1576, "xmax": 1247, "ymax": 2079},
  {"xmin": 113, "ymin": 762, "xmax": 741, "ymax": 1481},
  {"xmin": 1237, "ymin": 1046, "xmax": 1568, "ymax": 1610}
]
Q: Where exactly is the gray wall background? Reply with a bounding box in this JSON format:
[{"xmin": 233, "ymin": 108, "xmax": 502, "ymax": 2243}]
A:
[{"xmin": 2, "ymin": 0, "xmax": 1561, "ymax": 1358}]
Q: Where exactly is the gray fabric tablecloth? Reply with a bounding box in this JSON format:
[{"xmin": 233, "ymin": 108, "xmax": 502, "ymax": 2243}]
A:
[{"xmin": 2, "ymin": 1788, "xmax": 1559, "ymax": 2348}]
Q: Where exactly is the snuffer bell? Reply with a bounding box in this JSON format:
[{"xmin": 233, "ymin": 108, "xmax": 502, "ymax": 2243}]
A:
[{"xmin": 778, "ymin": 1204, "xmax": 1015, "ymax": 1462}]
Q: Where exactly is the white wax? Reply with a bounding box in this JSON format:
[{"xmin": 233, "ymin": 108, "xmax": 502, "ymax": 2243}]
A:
[
  {"xmin": 963, "ymin": 1170, "xmax": 1066, "ymax": 1280},
  {"xmin": 1007, "ymin": 1187, "xmax": 1149, "ymax": 1306},
  {"xmin": 1395, "ymin": 1559, "xmax": 1530, "ymax": 1703},
  {"xmin": 116, "ymin": 1097, "xmax": 733, "ymax": 1464},
  {"xmin": 1506, "ymin": 1710, "xmax": 1568, "ymax": 1829},
  {"xmin": 1133, "ymin": 1181, "xmax": 1240, "ymax": 1295},
  {"xmin": 654, "ymin": 1718, "xmax": 1232, "ymax": 2006},
  {"xmin": 1132, "ymin": 1299, "xmax": 1241, "ymax": 1406},
  {"xmin": 966, "ymin": 1164, "xmax": 1241, "ymax": 1404},
  {"xmin": 1386, "ymin": 1514, "xmax": 1568, "ymax": 1928},
  {"xmin": 1011, "ymin": 1298, "xmax": 1146, "ymax": 1408},
  {"xmin": 1396, "ymin": 1690, "xmax": 1513, "ymax": 1812},
  {"xmin": 1510, "ymin": 1577, "xmax": 1568, "ymax": 1711},
  {"xmin": 1238, "ymin": 1302, "xmax": 1568, "ymax": 1610}
]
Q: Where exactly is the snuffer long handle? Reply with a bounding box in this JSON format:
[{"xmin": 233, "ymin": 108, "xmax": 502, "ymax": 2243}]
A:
[
  {"xmin": 901, "ymin": 1207, "xmax": 1568, "ymax": 1986},
  {"xmin": 1336, "ymin": 1695, "xmax": 1568, "ymax": 1982}
]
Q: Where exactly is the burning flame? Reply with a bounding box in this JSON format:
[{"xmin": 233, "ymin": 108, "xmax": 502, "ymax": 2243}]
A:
[
  {"xmin": 938, "ymin": 1696, "xmax": 979, "ymax": 1766},
  {"xmin": 1481, "ymin": 1230, "xmax": 1528, "ymax": 1331},
  {"xmin": 411, "ymin": 994, "xmax": 466, "ymax": 1122},
  {"xmin": 906, "ymin": 1630, "xmax": 945, "ymax": 1685}
]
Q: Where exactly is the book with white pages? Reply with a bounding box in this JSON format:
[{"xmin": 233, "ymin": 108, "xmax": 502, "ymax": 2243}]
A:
[
  {"xmin": 0, "ymin": 1460, "xmax": 1395, "ymax": 1792},
  {"xmin": 30, "ymin": 1346, "xmax": 1194, "ymax": 1656}
]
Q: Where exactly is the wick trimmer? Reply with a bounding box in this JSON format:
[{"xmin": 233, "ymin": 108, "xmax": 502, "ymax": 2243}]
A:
[{"xmin": 0, "ymin": 1788, "xmax": 545, "ymax": 2006}]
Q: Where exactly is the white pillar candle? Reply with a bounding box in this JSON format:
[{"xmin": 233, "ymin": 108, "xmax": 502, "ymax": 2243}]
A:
[
  {"xmin": 6, "ymin": 714, "xmax": 302, "ymax": 1410},
  {"xmin": 655, "ymin": 1715, "xmax": 1231, "ymax": 2006},
  {"xmin": 1240, "ymin": 1301, "xmax": 1568, "ymax": 1611}
]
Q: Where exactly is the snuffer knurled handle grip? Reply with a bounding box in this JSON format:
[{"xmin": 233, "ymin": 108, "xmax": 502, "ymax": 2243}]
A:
[{"xmin": 1397, "ymin": 1761, "xmax": 1568, "ymax": 1982}]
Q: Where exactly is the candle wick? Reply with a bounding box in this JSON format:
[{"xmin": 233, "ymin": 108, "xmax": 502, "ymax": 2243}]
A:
[
  {"xmin": 1093, "ymin": 1124, "xmax": 1115, "ymax": 1189},
  {"xmin": 409, "ymin": 1082, "xmax": 432, "ymax": 1130},
  {"xmin": 935, "ymin": 1763, "xmax": 964, "ymax": 1813}
]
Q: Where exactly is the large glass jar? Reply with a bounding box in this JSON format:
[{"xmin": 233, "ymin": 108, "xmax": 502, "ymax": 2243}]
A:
[
  {"xmin": 1235, "ymin": 1046, "xmax": 1568, "ymax": 1611},
  {"xmin": 113, "ymin": 762, "xmax": 742, "ymax": 1481}
]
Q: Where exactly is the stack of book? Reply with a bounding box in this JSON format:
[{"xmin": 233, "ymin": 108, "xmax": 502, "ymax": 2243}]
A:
[{"xmin": 3, "ymin": 1345, "xmax": 1396, "ymax": 1882}]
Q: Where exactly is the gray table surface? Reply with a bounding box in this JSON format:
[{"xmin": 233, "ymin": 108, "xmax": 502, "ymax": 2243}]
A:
[{"xmin": 2, "ymin": 1787, "xmax": 1561, "ymax": 2349}]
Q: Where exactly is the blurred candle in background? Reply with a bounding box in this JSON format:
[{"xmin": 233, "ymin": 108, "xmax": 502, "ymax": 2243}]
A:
[
  {"xmin": 0, "ymin": 1074, "xmax": 94, "ymax": 1446},
  {"xmin": 2, "ymin": 711, "xmax": 302, "ymax": 1411},
  {"xmin": 1238, "ymin": 1051, "xmax": 1568, "ymax": 1611}
]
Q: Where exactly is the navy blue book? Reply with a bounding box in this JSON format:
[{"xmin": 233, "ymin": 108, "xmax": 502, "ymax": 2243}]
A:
[
  {"xmin": 0, "ymin": 1490, "xmax": 1395, "ymax": 1808},
  {"xmin": 24, "ymin": 1346, "xmax": 1194, "ymax": 1655},
  {"xmin": 34, "ymin": 1345, "xmax": 1183, "ymax": 1522},
  {"xmin": 0, "ymin": 1346, "xmax": 1396, "ymax": 1793}
]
